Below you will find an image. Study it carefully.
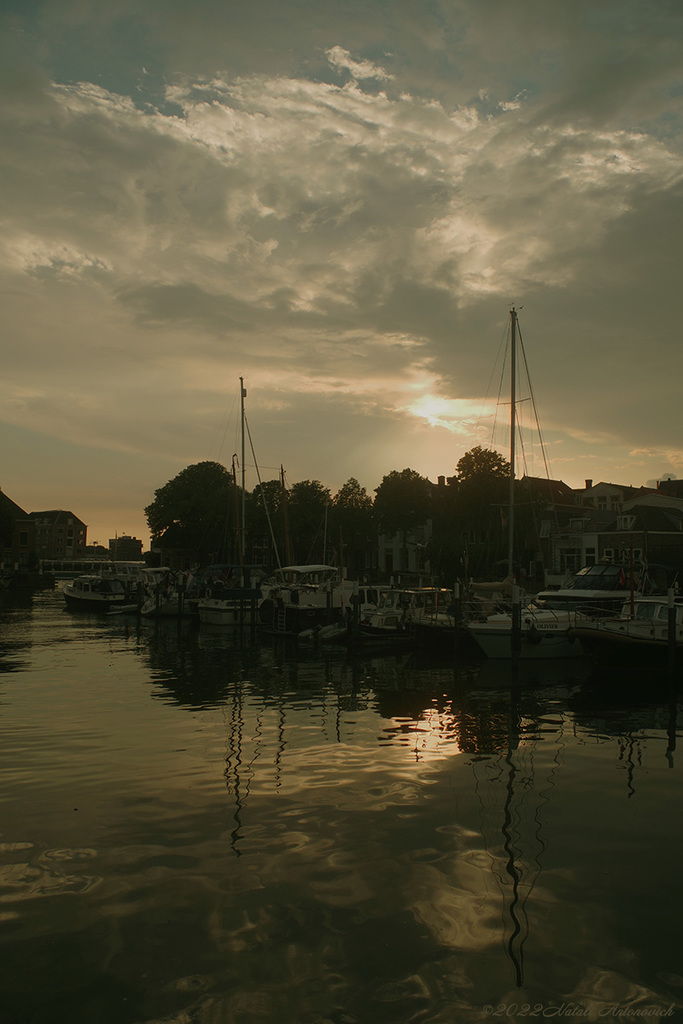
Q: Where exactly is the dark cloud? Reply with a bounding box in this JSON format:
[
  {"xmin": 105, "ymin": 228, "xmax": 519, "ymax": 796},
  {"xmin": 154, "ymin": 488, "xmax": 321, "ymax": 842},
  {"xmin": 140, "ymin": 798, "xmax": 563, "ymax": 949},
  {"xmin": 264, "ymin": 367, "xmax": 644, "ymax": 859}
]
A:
[{"xmin": 1, "ymin": 0, "xmax": 683, "ymax": 542}]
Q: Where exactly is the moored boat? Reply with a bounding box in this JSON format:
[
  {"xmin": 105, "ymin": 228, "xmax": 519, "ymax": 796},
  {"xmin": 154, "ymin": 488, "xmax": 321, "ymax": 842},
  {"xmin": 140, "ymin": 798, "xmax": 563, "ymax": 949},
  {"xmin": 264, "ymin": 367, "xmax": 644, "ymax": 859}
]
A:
[
  {"xmin": 570, "ymin": 593, "xmax": 683, "ymax": 666},
  {"xmin": 63, "ymin": 575, "xmax": 130, "ymax": 612},
  {"xmin": 197, "ymin": 565, "xmax": 262, "ymax": 628},
  {"xmin": 258, "ymin": 564, "xmax": 356, "ymax": 634}
]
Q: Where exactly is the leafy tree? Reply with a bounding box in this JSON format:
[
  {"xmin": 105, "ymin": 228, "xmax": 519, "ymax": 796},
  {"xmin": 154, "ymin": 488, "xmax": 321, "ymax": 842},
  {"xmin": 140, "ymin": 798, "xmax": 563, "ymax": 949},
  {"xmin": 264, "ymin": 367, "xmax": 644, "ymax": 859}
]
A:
[
  {"xmin": 145, "ymin": 461, "xmax": 235, "ymax": 560},
  {"xmin": 287, "ymin": 480, "xmax": 332, "ymax": 563},
  {"xmin": 373, "ymin": 468, "xmax": 432, "ymax": 536},
  {"xmin": 449, "ymin": 447, "xmax": 512, "ymax": 578},
  {"xmin": 456, "ymin": 446, "xmax": 510, "ymax": 482},
  {"xmin": 245, "ymin": 478, "xmax": 285, "ymax": 565},
  {"xmin": 427, "ymin": 448, "xmax": 514, "ymax": 581},
  {"xmin": 329, "ymin": 478, "xmax": 374, "ymax": 577}
]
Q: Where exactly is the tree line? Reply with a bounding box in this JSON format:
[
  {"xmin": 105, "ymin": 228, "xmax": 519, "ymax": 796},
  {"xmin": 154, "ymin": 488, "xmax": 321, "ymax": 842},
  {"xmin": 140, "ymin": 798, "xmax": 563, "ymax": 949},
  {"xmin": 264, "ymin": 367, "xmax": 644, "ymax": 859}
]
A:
[{"xmin": 144, "ymin": 446, "xmax": 525, "ymax": 581}]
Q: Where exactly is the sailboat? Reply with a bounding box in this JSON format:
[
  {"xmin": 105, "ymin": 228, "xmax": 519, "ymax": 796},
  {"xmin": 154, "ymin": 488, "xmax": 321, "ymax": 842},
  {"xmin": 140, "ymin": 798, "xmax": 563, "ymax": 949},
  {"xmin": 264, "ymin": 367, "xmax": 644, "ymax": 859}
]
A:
[
  {"xmin": 197, "ymin": 378, "xmax": 263, "ymax": 628},
  {"xmin": 465, "ymin": 309, "xmax": 586, "ymax": 661}
]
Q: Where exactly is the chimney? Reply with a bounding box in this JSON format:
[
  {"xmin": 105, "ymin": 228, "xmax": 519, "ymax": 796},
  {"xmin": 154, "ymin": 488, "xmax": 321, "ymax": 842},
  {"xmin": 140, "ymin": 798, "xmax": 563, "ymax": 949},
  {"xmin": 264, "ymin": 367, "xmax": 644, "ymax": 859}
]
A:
[
  {"xmin": 585, "ymin": 479, "xmax": 593, "ymax": 490},
  {"xmin": 437, "ymin": 476, "xmax": 445, "ymax": 487}
]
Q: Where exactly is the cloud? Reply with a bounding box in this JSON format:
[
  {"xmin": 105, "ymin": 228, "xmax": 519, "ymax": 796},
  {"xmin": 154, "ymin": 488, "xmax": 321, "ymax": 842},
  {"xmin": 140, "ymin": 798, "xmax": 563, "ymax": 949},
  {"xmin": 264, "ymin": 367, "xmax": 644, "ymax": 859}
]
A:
[
  {"xmin": 325, "ymin": 46, "xmax": 393, "ymax": 82},
  {"xmin": 1, "ymin": 2, "xmax": 683, "ymax": 541}
]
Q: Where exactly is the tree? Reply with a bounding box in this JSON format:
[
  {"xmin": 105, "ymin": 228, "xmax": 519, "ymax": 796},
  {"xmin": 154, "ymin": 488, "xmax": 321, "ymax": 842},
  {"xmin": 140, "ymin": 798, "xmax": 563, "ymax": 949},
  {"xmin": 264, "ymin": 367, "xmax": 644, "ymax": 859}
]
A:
[
  {"xmin": 448, "ymin": 447, "xmax": 512, "ymax": 578},
  {"xmin": 245, "ymin": 478, "xmax": 285, "ymax": 565},
  {"xmin": 373, "ymin": 468, "xmax": 432, "ymax": 537},
  {"xmin": 456, "ymin": 446, "xmax": 510, "ymax": 482},
  {"xmin": 145, "ymin": 461, "xmax": 235, "ymax": 560},
  {"xmin": 287, "ymin": 480, "xmax": 332, "ymax": 563},
  {"xmin": 329, "ymin": 478, "xmax": 375, "ymax": 577}
]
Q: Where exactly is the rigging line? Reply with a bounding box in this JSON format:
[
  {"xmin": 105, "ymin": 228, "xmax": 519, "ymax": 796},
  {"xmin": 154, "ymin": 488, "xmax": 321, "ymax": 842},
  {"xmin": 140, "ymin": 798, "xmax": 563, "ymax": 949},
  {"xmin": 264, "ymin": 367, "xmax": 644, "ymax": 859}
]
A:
[
  {"xmin": 517, "ymin": 324, "xmax": 553, "ymax": 483},
  {"xmin": 243, "ymin": 412, "xmax": 282, "ymax": 570},
  {"xmin": 208, "ymin": 386, "xmax": 240, "ymax": 464},
  {"xmin": 489, "ymin": 327, "xmax": 510, "ymax": 450},
  {"xmin": 474, "ymin": 317, "xmax": 509, "ymax": 446}
]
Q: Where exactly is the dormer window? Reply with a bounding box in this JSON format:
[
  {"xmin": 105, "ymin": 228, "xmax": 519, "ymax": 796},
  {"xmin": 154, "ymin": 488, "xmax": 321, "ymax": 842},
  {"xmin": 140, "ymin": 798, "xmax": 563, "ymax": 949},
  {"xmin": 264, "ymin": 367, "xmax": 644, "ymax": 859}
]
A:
[{"xmin": 617, "ymin": 515, "xmax": 635, "ymax": 530}]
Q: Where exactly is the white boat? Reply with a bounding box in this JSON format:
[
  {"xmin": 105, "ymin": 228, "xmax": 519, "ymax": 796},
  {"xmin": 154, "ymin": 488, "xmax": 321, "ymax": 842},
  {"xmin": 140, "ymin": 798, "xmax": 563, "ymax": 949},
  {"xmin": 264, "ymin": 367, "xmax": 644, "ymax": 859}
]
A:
[
  {"xmin": 139, "ymin": 568, "xmax": 196, "ymax": 617},
  {"xmin": 532, "ymin": 561, "xmax": 652, "ymax": 616},
  {"xmin": 63, "ymin": 575, "xmax": 130, "ymax": 612},
  {"xmin": 196, "ymin": 381, "xmax": 264, "ymax": 630},
  {"xmin": 465, "ymin": 604, "xmax": 585, "ymax": 659},
  {"xmin": 465, "ymin": 308, "xmax": 587, "ymax": 661},
  {"xmin": 197, "ymin": 565, "xmax": 262, "ymax": 627},
  {"xmin": 570, "ymin": 593, "xmax": 683, "ymax": 666},
  {"xmin": 466, "ymin": 561, "xmax": 656, "ymax": 659},
  {"xmin": 258, "ymin": 564, "xmax": 356, "ymax": 634},
  {"xmin": 362, "ymin": 586, "xmax": 454, "ymax": 645}
]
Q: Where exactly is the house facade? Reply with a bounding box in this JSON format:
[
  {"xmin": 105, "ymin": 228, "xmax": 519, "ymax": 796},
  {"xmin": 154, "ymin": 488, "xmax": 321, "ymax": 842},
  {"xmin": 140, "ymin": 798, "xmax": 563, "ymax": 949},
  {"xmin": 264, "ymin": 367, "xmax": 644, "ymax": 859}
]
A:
[
  {"xmin": 29, "ymin": 510, "xmax": 87, "ymax": 561},
  {"xmin": 528, "ymin": 477, "xmax": 683, "ymax": 582}
]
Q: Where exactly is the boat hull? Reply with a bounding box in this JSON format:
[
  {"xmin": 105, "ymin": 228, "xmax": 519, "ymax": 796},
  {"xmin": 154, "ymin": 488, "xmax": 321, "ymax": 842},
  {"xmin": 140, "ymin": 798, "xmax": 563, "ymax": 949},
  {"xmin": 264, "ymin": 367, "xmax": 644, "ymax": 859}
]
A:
[
  {"xmin": 571, "ymin": 625, "xmax": 683, "ymax": 666},
  {"xmin": 198, "ymin": 597, "xmax": 259, "ymax": 627},
  {"xmin": 64, "ymin": 593, "xmax": 127, "ymax": 613},
  {"xmin": 466, "ymin": 621, "xmax": 586, "ymax": 659}
]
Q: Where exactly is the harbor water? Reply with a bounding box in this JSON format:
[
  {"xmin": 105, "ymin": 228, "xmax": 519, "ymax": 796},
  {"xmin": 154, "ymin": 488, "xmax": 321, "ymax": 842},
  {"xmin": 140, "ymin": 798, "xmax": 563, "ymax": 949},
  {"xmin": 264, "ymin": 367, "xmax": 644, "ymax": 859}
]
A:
[{"xmin": 1, "ymin": 586, "xmax": 683, "ymax": 1024}]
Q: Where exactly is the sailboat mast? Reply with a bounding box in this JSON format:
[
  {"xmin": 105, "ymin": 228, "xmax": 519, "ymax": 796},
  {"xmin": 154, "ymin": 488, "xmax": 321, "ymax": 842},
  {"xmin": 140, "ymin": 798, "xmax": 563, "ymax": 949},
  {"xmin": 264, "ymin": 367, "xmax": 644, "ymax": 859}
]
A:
[
  {"xmin": 240, "ymin": 377, "xmax": 246, "ymax": 562},
  {"xmin": 508, "ymin": 308, "xmax": 517, "ymax": 582}
]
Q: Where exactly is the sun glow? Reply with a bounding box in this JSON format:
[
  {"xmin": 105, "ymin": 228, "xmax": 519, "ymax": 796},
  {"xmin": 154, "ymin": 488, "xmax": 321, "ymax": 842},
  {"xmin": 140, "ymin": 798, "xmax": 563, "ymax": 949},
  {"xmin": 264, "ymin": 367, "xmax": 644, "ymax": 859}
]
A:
[{"xmin": 405, "ymin": 393, "xmax": 495, "ymax": 435}]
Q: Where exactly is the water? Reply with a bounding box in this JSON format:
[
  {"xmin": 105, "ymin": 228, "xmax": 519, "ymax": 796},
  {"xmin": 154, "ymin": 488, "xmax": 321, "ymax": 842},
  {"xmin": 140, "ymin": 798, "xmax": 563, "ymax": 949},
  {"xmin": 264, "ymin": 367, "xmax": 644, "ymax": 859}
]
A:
[{"xmin": 1, "ymin": 587, "xmax": 683, "ymax": 1024}]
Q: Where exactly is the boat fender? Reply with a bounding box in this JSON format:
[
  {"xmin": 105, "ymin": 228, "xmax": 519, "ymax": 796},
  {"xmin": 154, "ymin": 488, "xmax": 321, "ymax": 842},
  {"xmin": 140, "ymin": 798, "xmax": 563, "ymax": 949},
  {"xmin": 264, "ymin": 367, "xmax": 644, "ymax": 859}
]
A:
[{"xmin": 526, "ymin": 626, "xmax": 543, "ymax": 645}]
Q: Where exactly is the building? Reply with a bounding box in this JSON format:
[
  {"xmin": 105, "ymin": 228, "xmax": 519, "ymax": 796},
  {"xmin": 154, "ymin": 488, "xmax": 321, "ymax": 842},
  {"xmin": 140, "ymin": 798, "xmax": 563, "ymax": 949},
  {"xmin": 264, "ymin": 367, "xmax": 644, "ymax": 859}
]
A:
[
  {"xmin": 109, "ymin": 535, "xmax": 144, "ymax": 560},
  {"xmin": 29, "ymin": 510, "xmax": 87, "ymax": 561},
  {"xmin": 524, "ymin": 477, "xmax": 683, "ymax": 581},
  {"xmin": 0, "ymin": 489, "xmax": 36, "ymax": 570}
]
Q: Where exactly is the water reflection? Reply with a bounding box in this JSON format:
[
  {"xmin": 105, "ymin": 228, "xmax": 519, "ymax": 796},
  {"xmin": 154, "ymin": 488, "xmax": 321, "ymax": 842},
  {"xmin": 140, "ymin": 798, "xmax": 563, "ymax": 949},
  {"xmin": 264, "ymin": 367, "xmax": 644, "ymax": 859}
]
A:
[{"xmin": 1, "ymin": 590, "xmax": 682, "ymax": 1022}]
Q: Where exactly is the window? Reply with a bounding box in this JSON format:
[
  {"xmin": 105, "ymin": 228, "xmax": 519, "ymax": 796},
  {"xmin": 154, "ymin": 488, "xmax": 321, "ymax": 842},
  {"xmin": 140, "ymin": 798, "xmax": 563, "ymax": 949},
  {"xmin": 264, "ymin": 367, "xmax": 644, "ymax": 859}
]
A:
[{"xmin": 560, "ymin": 548, "xmax": 582, "ymax": 573}]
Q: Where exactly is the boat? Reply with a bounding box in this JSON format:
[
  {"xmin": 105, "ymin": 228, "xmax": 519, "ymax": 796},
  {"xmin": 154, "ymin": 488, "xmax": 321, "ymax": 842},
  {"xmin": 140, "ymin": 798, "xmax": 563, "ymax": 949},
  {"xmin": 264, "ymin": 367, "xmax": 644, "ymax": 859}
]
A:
[
  {"xmin": 531, "ymin": 561, "xmax": 659, "ymax": 616},
  {"xmin": 464, "ymin": 603, "xmax": 585, "ymax": 659},
  {"xmin": 360, "ymin": 586, "xmax": 454, "ymax": 647},
  {"xmin": 465, "ymin": 560, "xmax": 662, "ymax": 660},
  {"xmin": 196, "ymin": 380, "xmax": 263, "ymax": 630},
  {"xmin": 139, "ymin": 568, "xmax": 197, "ymax": 618},
  {"xmin": 570, "ymin": 592, "xmax": 683, "ymax": 666},
  {"xmin": 63, "ymin": 574, "xmax": 131, "ymax": 612},
  {"xmin": 258, "ymin": 564, "xmax": 356, "ymax": 634},
  {"xmin": 465, "ymin": 307, "xmax": 587, "ymax": 660},
  {"xmin": 197, "ymin": 564, "xmax": 262, "ymax": 627}
]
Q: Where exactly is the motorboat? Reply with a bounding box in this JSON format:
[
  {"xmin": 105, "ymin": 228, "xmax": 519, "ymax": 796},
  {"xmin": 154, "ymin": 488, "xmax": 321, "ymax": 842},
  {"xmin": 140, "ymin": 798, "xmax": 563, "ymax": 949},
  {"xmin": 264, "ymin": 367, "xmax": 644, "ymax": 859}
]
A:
[
  {"xmin": 465, "ymin": 602, "xmax": 586, "ymax": 659},
  {"xmin": 197, "ymin": 564, "xmax": 262, "ymax": 628},
  {"xmin": 361, "ymin": 587, "xmax": 454, "ymax": 646},
  {"xmin": 63, "ymin": 575, "xmax": 130, "ymax": 612},
  {"xmin": 570, "ymin": 593, "xmax": 683, "ymax": 666},
  {"xmin": 258, "ymin": 564, "xmax": 357, "ymax": 634}
]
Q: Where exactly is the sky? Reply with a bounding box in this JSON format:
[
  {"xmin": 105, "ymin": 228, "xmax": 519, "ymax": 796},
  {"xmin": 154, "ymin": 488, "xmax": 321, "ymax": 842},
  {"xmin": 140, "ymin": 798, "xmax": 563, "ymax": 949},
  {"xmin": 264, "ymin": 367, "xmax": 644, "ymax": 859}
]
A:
[{"xmin": 2, "ymin": 0, "xmax": 682, "ymax": 549}]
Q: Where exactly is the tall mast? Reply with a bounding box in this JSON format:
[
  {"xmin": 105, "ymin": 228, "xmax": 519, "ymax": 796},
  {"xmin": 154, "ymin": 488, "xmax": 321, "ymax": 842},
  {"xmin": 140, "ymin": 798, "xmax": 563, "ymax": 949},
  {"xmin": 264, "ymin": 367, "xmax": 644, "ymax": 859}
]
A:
[
  {"xmin": 508, "ymin": 308, "xmax": 517, "ymax": 582},
  {"xmin": 240, "ymin": 377, "xmax": 246, "ymax": 562}
]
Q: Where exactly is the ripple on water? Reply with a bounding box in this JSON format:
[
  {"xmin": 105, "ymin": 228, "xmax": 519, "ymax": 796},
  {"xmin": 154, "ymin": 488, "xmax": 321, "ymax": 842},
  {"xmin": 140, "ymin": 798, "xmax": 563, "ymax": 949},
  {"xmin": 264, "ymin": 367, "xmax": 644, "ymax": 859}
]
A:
[{"xmin": 0, "ymin": 846, "xmax": 101, "ymax": 903}]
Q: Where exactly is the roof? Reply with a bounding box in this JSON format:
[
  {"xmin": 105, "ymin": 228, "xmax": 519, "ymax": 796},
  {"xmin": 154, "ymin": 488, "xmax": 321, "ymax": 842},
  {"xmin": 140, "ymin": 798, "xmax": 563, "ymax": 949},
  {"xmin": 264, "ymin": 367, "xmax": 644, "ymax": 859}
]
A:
[
  {"xmin": 0, "ymin": 489, "xmax": 29, "ymax": 519},
  {"xmin": 29, "ymin": 509, "xmax": 86, "ymax": 525},
  {"xmin": 519, "ymin": 476, "xmax": 576, "ymax": 503}
]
